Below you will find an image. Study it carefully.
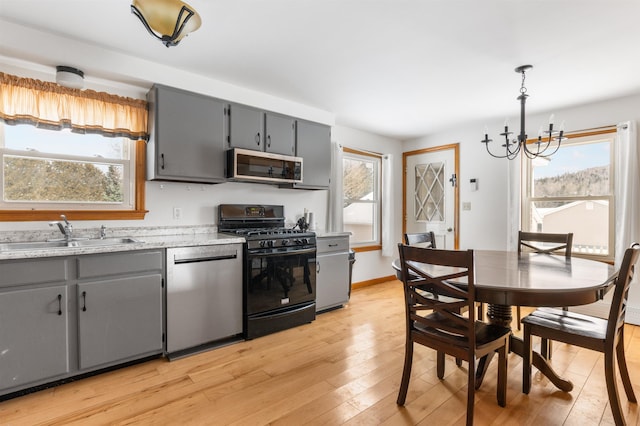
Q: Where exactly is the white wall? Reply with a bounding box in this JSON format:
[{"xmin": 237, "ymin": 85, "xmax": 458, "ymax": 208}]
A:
[
  {"xmin": 332, "ymin": 125, "xmax": 403, "ymax": 283},
  {"xmin": 403, "ymin": 92, "xmax": 640, "ymax": 325}
]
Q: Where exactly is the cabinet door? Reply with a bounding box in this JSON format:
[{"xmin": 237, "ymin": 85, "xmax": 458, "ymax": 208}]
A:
[
  {"xmin": 316, "ymin": 251, "xmax": 350, "ymax": 312},
  {"xmin": 78, "ymin": 274, "xmax": 163, "ymax": 370},
  {"xmin": 265, "ymin": 112, "xmax": 296, "ymax": 155},
  {"xmin": 227, "ymin": 103, "xmax": 264, "ymax": 151},
  {"xmin": 148, "ymin": 84, "xmax": 227, "ymax": 183},
  {"xmin": 294, "ymin": 120, "xmax": 331, "ymax": 189},
  {"xmin": 0, "ymin": 285, "xmax": 69, "ymax": 390}
]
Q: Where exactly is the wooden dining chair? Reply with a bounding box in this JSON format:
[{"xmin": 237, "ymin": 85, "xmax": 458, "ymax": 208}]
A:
[
  {"xmin": 404, "ymin": 232, "xmax": 484, "ymax": 321},
  {"xmin": 517, "ymin": 230, "xmax": 574, "ymax": 356},
  {"xmin": 404, "ymin": 231, "xmax": 436, "ymax": 248},
  {"xmin": 396, "ymin": 244, "xmax": 511, "ymax": 425},
  {"xmin": 522, "ymin": 243, "xmax": 640, "ymax": 426}
]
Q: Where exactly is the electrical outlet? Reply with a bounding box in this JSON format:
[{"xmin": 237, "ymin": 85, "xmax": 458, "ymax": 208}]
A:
[
  {"xmin": 173, "ymin": 207, "xmax": 183, "ymax": 220},
  {"xmin": 462, "ymin": 202, "xmax": 471, "ymax": 211}
]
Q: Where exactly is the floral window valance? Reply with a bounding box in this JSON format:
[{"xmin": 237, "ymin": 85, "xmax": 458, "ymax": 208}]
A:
[{"xmin": 0, "ymin": 72, "xmax": 148, "ymax": 141}]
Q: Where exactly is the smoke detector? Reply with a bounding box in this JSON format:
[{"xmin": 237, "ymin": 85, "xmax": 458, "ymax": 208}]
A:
[{"xmin": 56, "ymin": 66, "xmax": 84, "ymax": 89}]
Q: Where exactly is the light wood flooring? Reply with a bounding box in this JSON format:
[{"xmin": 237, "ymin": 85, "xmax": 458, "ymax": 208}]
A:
[{"xmin": 1, "ymin": 279, "xmax": 639, "ymax": 425}]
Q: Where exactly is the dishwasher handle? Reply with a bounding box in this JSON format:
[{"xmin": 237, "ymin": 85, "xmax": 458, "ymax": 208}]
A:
[{"xmin": 173, "ymin": 252, "xmax": 237, "ymax": 265}]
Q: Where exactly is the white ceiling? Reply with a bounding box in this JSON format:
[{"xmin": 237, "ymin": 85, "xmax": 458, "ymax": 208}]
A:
[{"xmin": 1, "ymin": 0, "xmax": 640, "ymax": 140}]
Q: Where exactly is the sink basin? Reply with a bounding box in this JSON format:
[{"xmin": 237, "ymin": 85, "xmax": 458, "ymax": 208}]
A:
[
  {"xmin": 67, "ymin": 237, "xmax": 142, "ymax": 247},
  {"xmin": 0, "ymin": 237, "xmax": 142, "ymax": 252}
]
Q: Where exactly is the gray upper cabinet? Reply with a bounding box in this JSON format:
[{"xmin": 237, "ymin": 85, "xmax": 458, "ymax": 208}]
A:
[
  {"xmin": 293, "ymin": 120, "xmax": 331, "ymax": 189},
  {"xmin": 227, "ymin": 103, "xmax": 264, "ymax": 151},
  {"xmin": 147, "ymin": 84, "xmax": 227, "ymax": 184},
  {"xmin": 265, "ymin": 112, "xmax": 296, "ymax": 155},
  {"xmin": 227, "ymin": 105, "xmax": 296, "ymax": 156}
]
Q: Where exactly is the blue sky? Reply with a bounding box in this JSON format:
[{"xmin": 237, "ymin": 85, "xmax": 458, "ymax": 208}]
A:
[{"xmin": 533, "ymin": 141, "xmax": 610, "ymax": 179}]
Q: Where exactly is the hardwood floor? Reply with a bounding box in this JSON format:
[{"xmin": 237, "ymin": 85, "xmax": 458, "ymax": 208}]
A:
[{"xmin": 1, "ymin": 279, "xmax": 639, "ymax": 425}]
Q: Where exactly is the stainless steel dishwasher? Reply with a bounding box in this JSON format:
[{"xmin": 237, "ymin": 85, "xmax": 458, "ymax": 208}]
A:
[{"xmin": 166, "ymin": 244, "xmax": 243, "ymax": 357}]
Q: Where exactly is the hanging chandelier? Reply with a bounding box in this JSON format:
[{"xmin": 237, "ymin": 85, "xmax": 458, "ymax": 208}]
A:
[
  {"xmin": 131, "ymin": 0, "xmax": 202, "ymax": 47},
  {"xmin": 481, "ymin": 65, "xmax": 565, "ymax": 160}
]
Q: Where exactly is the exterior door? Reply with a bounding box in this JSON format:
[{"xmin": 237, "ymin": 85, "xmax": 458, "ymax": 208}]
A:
[{"xmin": 403, "ymin": 144, "xmax": 459, "ymax": 249}]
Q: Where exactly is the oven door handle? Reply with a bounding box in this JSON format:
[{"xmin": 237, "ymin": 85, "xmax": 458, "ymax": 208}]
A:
[{"xmin": 248, "ymin": 247, "xmax": 316, "ymax": 257}]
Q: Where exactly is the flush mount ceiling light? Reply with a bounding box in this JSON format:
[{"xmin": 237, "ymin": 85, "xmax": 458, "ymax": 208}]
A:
[
  {"xmin": 131, "ymin": 0, "xmax": 202, "ymax": 47},
  {"xmin": 481, "ymin": 65, "xmax": 566, "ymax": 160},
  {"xmin": 56, "ymin": 66, "xmax": 84, "ymax": 89}
]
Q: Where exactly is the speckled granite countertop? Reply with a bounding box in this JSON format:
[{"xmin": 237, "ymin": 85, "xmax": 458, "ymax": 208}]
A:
[{"xmin": 0, "ymin": 225, "xmax": 245, "ymax": 260}]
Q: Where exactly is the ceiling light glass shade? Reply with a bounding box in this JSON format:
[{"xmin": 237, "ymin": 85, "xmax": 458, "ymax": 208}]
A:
[{"xmin": 131, "ymin": 0, "xmax": 202, "ymax": 47}]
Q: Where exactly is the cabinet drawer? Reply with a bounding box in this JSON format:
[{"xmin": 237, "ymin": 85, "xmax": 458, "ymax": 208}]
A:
[
  {"xmin": 317, "ymin": 237, "xmax": 349, "ymax": 253},
  {"xmin": 0, "ymin": 258, "xmax": 68, "ymax": 288},
  {"xmin": 77, "ymin": 250, "xmax": 163, "ymax": 279}
]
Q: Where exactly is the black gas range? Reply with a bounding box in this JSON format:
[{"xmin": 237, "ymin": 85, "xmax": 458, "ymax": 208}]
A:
[{"xmin": 218, "ymin": 204, "xmax": 316, "ymax": 339}]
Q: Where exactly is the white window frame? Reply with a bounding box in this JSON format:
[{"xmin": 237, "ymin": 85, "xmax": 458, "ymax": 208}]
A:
[
  {"xmin": 521, "ymin": 131, "xmax": 615, "ymax": 262},
  {"xmin": 0, "ymin": 124, "xmax": 136, "ymax": 211},
  {"xmin": 342, "ymin": 148, "xmax": 382, "ymax": 249}
]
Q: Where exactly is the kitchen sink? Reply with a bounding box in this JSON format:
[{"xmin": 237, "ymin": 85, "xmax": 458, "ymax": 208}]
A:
[{"xmin": 0, "ymin": 237, "xmax": 142, "ymax": 252}]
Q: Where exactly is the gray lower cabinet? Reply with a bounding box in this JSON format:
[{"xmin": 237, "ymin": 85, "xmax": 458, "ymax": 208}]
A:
[
  {"xmin": 0, "ymin": 284, "xmax": 70, "ymax": 389},
  {"xmin": 293, "ymin": 120, "xmax": 331, "ymax": 189},
  {"xmin": 0, "ymin": 250, "xmax": 164, "ymax": 397},
  {"xmin": 78, "ymin": 274, "xmax": 163, "ymax": 370},
  {"xmin": 316, "ymin": 235, "xmax": 350, "ymax": 312},
  {"xmin": 77, "ymin": 250, "xmax": 164, "ymax": 370}
]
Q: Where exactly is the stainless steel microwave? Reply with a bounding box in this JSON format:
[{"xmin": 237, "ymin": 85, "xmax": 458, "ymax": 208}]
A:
[{"xmin": 226, "ymin": 148, "xmax": 303, "ymax": 184}]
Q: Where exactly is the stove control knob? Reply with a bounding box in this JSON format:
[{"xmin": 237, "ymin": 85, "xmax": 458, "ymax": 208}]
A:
[
  {"xmin": 300, "ymin": 238, "xmax": 309, "ymax": 245},
  {"xmin": 267, "ymin": 240, "xmax": 275, "ymax": 248},
  {"xmin": 281, "ymin": 239, "xmax": 290, "ymax": 246},
  {"xmin": 259, "ymin": 240, "xmax": 267, "ymax": 248}
]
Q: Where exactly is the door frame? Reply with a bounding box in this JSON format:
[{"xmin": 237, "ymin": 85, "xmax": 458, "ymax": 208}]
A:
[{"xmin": 403, "ymin": 143, "xmax": 460, "ymax": 249}]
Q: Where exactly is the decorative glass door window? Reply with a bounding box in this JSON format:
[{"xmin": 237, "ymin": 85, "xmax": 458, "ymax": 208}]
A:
[{"xmin": 414, "ymin": 162, "xmax": 445, "ymax": 222}]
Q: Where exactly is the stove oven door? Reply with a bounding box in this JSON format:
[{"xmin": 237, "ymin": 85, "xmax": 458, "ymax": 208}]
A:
[{"xmin": 246, "ymin": 247, "xmax": 316, "ymax": 314}]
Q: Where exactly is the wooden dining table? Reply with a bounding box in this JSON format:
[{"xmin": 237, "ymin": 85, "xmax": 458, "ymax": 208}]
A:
[{"xmin": 392, "ymin": 249, "xmax": 618, "ymax": 392}]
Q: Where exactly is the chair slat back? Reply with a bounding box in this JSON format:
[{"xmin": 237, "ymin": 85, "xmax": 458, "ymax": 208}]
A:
[
  {"xmin": 404, "ymin": 232, "xmax": 436, "ymax": 248},
  {"xmin": 518, "ymin": 231, "xmax": 573, "ymax": 258},
  {"xmin": 397, "ymin": 244, "xmax": 475, "ymax": 350},
  {"xmin": 607, "ymin": 243, "xmax": 640, "ymax": 346}
]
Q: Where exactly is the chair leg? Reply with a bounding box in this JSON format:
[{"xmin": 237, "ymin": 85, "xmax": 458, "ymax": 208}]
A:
[
  {"xmin": 467, "ymin": 357, "xmax": 475, "ymax": 426},
  {"xmin": 540, "ymin": 338, "xmax": 553, "ymax": 360},
  {"xmin": 516, "ymin": 306, "xmax": 521, "ymax": 331},
  {"xmin": 497, "ymin": 345, "xmax": 507, "ymax": 407},
  {"xmin": 397, "ymin": 340, "xmax": 414, "ymax": 405},
  {"xmin": 604, "ymin": 348, "xmax": 626, "ymax": 426},
  {"xmin": 522, "ymin": 325, "xmax": 533, "ymax": 394},
  {"xmin": 437, "ymin": 351, "xmax": 446, "ymax": 379},
  {"xmin": 616, "ymin": 332, "xmax": 637, "ymax": 403}
]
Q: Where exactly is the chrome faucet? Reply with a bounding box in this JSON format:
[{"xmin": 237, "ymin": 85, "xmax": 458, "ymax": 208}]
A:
[
  {"xmin": 49, "ymin": 214, "xmax": 73, "ymax": 241},
  {"xmin": 99, "ymin": 225, "xmax": 107, "ymax": 239}
]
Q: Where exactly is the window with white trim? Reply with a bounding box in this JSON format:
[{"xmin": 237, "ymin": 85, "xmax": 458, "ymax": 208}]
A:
[
  {"xmin": 522, "ymin": 131, "xmax": 615, "ymax": 261},
  {"xmin": 0, "ymin": 123, "xmax": 136, "ymax": 211},
  {"xmin": 343, "ymin": 148, "xmax": 382, "ymax": 247}
]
